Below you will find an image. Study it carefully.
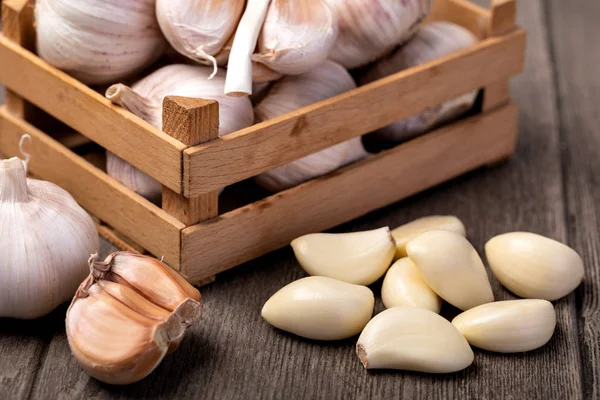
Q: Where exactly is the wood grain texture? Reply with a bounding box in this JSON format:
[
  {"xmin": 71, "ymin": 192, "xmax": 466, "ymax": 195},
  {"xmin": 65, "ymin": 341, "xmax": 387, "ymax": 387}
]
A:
[
  {"xmin": 426, "ymin": 0, "xmax": 490, "ymax": 39},
  {"xmin": 547, "ymin": 0, "xmax": 600, "ymax": 397},
  {"xmin": 0, "ymin": 36, "xmax": 186, "ymax": 193},
  {"xmin": 184, "ymin": 30, "xmax": 526, "ymax": 196}
]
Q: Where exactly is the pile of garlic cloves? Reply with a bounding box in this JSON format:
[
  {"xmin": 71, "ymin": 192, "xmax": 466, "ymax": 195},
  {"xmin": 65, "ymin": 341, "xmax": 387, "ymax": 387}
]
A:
[{"xmin": 262, "ymin": 216, "xmax": 584, "ymax": 374}]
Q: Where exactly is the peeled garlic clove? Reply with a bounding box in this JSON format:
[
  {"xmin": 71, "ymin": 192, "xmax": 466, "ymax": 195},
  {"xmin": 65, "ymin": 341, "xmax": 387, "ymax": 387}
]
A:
[
  {"xmin": 485, "ymin": 232, "xmax": 584, "ymax": 300},
  {"xmin": 406, "ymin": 230, "xmax": 494, "ymax": 310},
  {"xmin": 452, "ymin": 299, "xmax": 556, "ymax": 353},
  {"xmin": 262, "ymin": 276, "xmax": 374, "ymax": 340},
  {"xmin": 291, "ymin": 227, "xmax": 396, "ymax": 285},
  {"xmin": 381, "ymin": 258, "xmax": 442, "ymax": 313},
  {"xmin": 357, "ymin": 306, "xmax": 474, "ymax": 373},
  {"xmin": 391, "ymin": 215, "xmax": 466, "ymax": 259}
]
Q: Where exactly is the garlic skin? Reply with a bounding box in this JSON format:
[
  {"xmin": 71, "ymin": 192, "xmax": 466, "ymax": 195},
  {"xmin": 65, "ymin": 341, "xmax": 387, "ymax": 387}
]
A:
[
  {"xmin": 105, "ymin": 65, "xmax": 254, "ymax": 198},
  {"xmin": 406, "ymin": 230, "xmax": 494, "ymax": 311},
  {"xmin": 360, "ymin": 22, "xmax": 478, "ymax": 143},
  {"xmin": 156, "ymin": 0, "xmax": 245, "ymax": 76},
  {"xmin": 254, "ymin": 60, "xmax": 368, "ymax": 192},
  {"xmin": 252, "ymin": 0, "xmax": 338, "ymax": 75},
  {"xmin": 357, "ymin": 306, "xmax": 474, "ymax": 372},
  {"xmin": 36, "ymin": 0, "xmax": 166, "ymax": 85},
  {"xmin": 0, "ymin": 157, "xmax": 99, "ymax": 319},
  {"xmin": 66, "ymin": 252, "xmax": 202, "ymax": 385},
  {"xmin": 381, "ymin": 258, "xmax": 442, "ymax": 313},
  {"xmin": 485, "ymin": 232, "xmax": 585, "ymax": 301},
  {"xmin": 452, "ymin": 300, "xmax": 556, "ymax": 353},
  {"xmin": 291, "ymin": 227, "xmax": 396, "ymax": 286},
  {"xmin": 391, "ymin": 215, "xmax": 466, "ymax": 259},
  {"xmin": 325, "ymin": 0, "xmax": 433, "ymax": 69},
  {"xmin": 261, "ymin": 276, "xmax": 374, "ymax": 340}
]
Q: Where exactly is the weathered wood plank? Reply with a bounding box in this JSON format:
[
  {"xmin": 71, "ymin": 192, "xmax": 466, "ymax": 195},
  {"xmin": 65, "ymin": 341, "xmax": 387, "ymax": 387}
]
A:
[{"xmin": 547, "ymin": 0, "xmax": 600, "ymax": 398}]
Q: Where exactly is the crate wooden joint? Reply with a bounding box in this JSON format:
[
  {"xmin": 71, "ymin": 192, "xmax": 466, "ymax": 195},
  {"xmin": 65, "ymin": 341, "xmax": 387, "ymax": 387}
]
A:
[{"xmin": 0, "ymin": 0, "xmax": 526, "ymax": 285}]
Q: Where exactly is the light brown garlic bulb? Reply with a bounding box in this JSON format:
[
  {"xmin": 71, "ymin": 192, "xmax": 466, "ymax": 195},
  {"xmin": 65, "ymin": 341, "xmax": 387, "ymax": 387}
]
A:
[
  {"xmin": 66, "ymin": 252, "xmax": 202, "ymax": 385},
  {"xmin": 36, "ymin": 0, "xmax": 166, "ymax": 85},
  {"xmin": 325, "ymin": 0, "xmax": 433, "ymax": 69},
  {"xmin": 156, "ymin": 0, "xmax": 245, "ymax": 77},
  {"xmin": 360, "ymin": 22, "xmax": 478, "ymax": 143},
  {"xmin": 254, "ymin": 60, "xmax": 368, "ymax": 192},
  {"xmin": 105, "ymin": 64, "xmax": 254, "ymax": 198}
]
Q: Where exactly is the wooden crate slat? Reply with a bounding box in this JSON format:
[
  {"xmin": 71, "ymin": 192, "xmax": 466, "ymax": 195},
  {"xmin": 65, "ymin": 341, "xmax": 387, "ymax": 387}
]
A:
[
  {"xmin": 184, "ymin": 29, "xmax": 526, "ymax": 196},
  {"xmin": 426, "ymin": 0, "xmax": 490, "ymax": 39},
  {"xmin": 0, "ymin": 35, "xmax": 186, "ymax": 193},
  {"xmin": 0, "ymin": 106, "xmax": 185, "ymax": 267},
  {"xmin": 180, "ymin": 103, "xmax": 519, "ymax": 282}
]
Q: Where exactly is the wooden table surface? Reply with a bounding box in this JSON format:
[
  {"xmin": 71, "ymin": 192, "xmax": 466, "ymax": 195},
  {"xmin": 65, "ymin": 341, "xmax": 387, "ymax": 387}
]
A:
[{"xmin": 1, "ymin": 1, "xmax": 599, "ymax": 399}]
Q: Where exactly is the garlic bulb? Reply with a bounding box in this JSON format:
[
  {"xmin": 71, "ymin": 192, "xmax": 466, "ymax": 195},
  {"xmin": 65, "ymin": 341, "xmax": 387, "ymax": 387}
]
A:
[
  {"xmin": 156, "ymin": 0, "xmax": 245, "ymax": 77},
  {"xmin": 391, "ymin": 215, "xmax": 466, "ymax": 259},
  {"xmin": 36, "ymin": 0, "xmax": 166, "ymax": 85},
  {"xmin": 325, "ymin": 0, "xmax": 433, "ymax": 69},
  {"xmin": 0, "ymin": 157, "xmax": 98, "ymax": 319},
  {"xmin": 66, "ymin": 252, "xmax": 202, "ymax": 384},
  {"xmin": 254, "ymin": 60, "xmax": 368, "ymax": 191},
  {"xmin": 252, "ymin": 0, "xmax": 338, "ymax": 75},
  {"xmin": 105, "ymin": 65, "xmax": 254, "ymax": 198},
  {"xmin": 360, "ymin": 22, "xmax": 478, "ymax": 143},
  {"xmin": 261, "ymin": 276, "xmax": 374, "ymax": 340}
]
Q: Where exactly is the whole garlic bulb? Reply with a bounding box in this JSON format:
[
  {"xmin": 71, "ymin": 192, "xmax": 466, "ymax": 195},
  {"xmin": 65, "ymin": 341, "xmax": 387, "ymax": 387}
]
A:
[
  {"xmin": 325, "ymin": 0, "xmax": 433, "ymax": 69},
  {"xmin": 0, "ymin": 157, "xmax": 99, "ymax": 319},
  {"xmin": 252, "ymin": 0, "xmax": 338, "ymax": 75},
  {"xmin": 254, "ymin": 60, "xmax": 368, "ymax": 192},
  {"xmin": 156, "ymin": 0, "xmax": 245, "ymax": 77},
  {"xmin": 36, "ymin": 0, "xmax": 166, "ymax": 85},
  {"xmin": 105, "ymin": 65, "xmax": 254, "ymax": 198},
  {"xmin": 360, "ymin": 22, "xmax": 478, "ymax": 143}
]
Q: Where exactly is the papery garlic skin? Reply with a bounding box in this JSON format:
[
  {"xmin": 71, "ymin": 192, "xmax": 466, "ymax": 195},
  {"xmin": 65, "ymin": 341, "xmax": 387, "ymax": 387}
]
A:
[
  {"xmin": 357, "ymin": 306, "xmax": 474, "ymax": 372},
  {"xmin": 291, "ymin": 227, "xmax": 396, "ymax": 286},
  {"xmin": 325, "ymin": 0, "xmax": 433, "ymax": 69},
  {"xmin": 452, "ymin": 300, "xmax": 556, "ymax": 353},
  {"xmin": 381, "ymin": 258, "xmax": 442, "ymax": 313},
  {"xmin": 261, "ymin": 276, "xmax": 374, "ymax": 340},
  {"xmin": 253, "ymin": 0, "xmax": 338, "ymax": 75},
  {"xmin": 36, "ymin": 0, "xmax": 166, "ymax": 85},
  {"xmin": 406, "ymin": 230, "xmax": 494, "ymax": 310},
  {"xmin": 0, "ymin": 157, "xmax": 98, "ymax": 319},
  {"xmin": 391, "ymin": 215, "xmax": 466, "ymax": 259},
  {"xmin": 360, "ymin": 22, "xmax": 478, "ymax": 143},
  {"xmin": 156, "ymin": 0, "xmax": 245, "ymax": 75},
  {"xmin": 254, "ymin": 60, "xmax": 368, "ymax": 192},
  {"xmin": 485, "ymin": 232, "xmax": 584, "ymax": 301},
  {"xmin": 105, "ymin": 65, "xmax": 254, "ymax": 198}
]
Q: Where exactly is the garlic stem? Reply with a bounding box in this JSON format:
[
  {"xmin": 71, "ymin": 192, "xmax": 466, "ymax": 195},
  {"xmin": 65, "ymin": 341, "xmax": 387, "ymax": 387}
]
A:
[
  {"xmin": 0, "ymin": 157, "xmax": 29, "ymax": 203},
  {"xmin": 224, "ymin": 0, "xmax": 272, "ymax": 97},
  {"xmin": 106, "ymin": 84, "xmax": 161, "ymax": 128}
]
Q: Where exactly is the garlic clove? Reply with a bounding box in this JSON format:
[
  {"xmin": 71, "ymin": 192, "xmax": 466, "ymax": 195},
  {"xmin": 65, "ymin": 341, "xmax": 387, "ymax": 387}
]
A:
[
  {"xmin": 291, "ymin": 227, "xmax": 396, "ymax": 285},
  {"xmin": 391, "ymin": 215, "xmax": 466, "ymax": 259},
  {"xmin": 406, "ymin": 230, "xmax": 494, "ymax": 310},
  {"xmin": 356, "ymin": 306, "xmax": 474, "ymax": 373},
  {"xmin": 452, "ymin": 299, "xmax": 556, "ymax": 353},
  {"xmin": 381, "ymin": 258, "xmax": 442, "ymax": 313},
  {"xmin": 485, "ymin": 232, "xmax": 584, "ymax": 301},
  {"xmin": 262, "ymin": 276, "xmax": 374, "ymax": 340}
]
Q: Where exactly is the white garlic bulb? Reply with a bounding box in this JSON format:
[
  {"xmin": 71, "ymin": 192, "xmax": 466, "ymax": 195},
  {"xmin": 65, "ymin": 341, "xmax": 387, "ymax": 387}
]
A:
[
  {"xmin": 254, "ymin": 60, "xmax": 368, "ymax": 192},
  {"xmin": 156, "ymin": 0, "xmax": 245, "ymax": 77},
  {"xmin": 105, "ymin": 65, "xmax": 254, "ymax": 198},
  {"xmin": 252, "ymin": 0, "xmax": 338, "ymax": 75},
  {"xmin": 360, "ymin": 22, "xmax": 478, "ymax": 143},
  {"xmin": 0, "ymin": 157, "xmax": 99, "ymax": 319},
  {"xmin": 36, "ymin": 0, "xmax": 166, "ymax": 85},
  {"xmin": 325, "ymin": 0, "xmax": 433, "ymax": 69}
]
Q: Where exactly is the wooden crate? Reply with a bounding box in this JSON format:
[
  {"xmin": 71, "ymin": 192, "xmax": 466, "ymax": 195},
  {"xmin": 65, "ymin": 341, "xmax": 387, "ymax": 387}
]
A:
[{"xmin": 0, "ymin": 0, "xmax": 525, "ymax": 284}]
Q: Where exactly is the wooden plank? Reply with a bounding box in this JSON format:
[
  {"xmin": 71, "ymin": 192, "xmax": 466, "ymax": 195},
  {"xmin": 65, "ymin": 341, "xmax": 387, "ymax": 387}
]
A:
[
  {"xmin": 181, "ymin": 104, "xmax": 519, "ymax": 281},
  {"xmin": 426, "ymin": 0, "xmax": 490, "ymax": 39},
  {"xmin": 0, "ymin": 106, "xmax": 185, "ymax": 266},
  {"xmin": 483, "ymin": 80, "xmax": 510, "ymax": 111},
  {"xmin": 0, "ymin": 35, "xmax": 186, "ymax": 193},
  {"xmin": 547, "ymin": 0, "xmax": 600, "ymax": 397},
  {"xmin": 489, "ymin": 0, "xmax": 517, "ymax": 37},
  {"xmin": 185, "ymin": 29, "xmax": 526, "ymax": 196}
]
